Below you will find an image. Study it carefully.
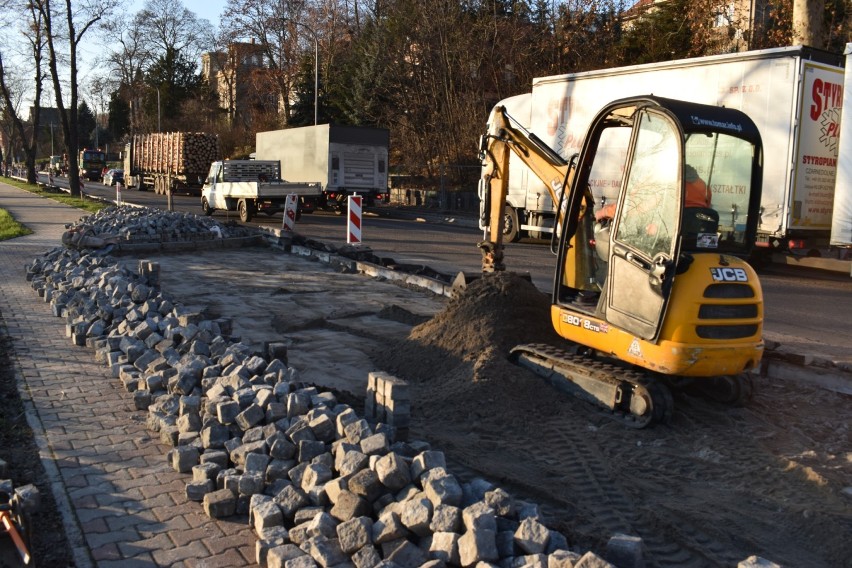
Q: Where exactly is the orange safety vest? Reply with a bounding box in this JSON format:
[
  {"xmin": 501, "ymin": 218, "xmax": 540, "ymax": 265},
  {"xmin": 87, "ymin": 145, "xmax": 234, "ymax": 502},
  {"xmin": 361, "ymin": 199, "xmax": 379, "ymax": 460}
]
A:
[{"xmin": 685, "ymin": 178, "xmax": 711, "ymax": 208}]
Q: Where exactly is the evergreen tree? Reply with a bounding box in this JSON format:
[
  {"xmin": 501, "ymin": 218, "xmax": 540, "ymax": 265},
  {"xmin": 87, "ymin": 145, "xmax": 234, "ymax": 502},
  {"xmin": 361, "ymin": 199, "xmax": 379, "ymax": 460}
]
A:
[
  {"xmin": 107, "ymin": 90, "xmax": 131, "ymax": 141},
  {"xmin": 144, "ymin": 47, "xmax": 202, "ymax": 129},
  {"xmin": 288, "ymin": 54, "xmax": 322, "ymax": 127},
  {"xmin": 618, "ymin": 0, "xmax": 694, "ymax": 64},
  {"xmin": 77, "ymin": 101, "xmax": 96, "ymax": 148},
  {"xmin": 335, "ymin": 18, "xmax": 391, "ymax": 127}
]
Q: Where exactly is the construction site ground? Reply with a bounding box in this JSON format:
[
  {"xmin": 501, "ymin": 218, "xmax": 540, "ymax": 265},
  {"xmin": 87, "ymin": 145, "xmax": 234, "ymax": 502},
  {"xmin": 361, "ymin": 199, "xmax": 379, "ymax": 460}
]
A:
[
  {"xmin": 0, "ymin": 181, "xmax": 850, "ymax": 567},
  {"xmin": 137, "ymin": 250, "xmax": 852, "ymax": 568}
]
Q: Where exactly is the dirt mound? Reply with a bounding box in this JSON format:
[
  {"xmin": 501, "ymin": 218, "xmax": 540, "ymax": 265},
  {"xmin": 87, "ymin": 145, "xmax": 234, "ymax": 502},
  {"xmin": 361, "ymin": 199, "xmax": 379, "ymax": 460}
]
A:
[
  {"xmin": 372, "ymin": 270, "xmax": 569, "ymax": 443},
  {"xmin": 372, "ymin": 272, "xmax": 564, "ymax": 411},
  {"xmin": 412, "ymin": 272, "xmax": 559, "ymax": 357},
  {"xmin": 377, "ymin": 271, "xmax": 560, "ymax": 374}
]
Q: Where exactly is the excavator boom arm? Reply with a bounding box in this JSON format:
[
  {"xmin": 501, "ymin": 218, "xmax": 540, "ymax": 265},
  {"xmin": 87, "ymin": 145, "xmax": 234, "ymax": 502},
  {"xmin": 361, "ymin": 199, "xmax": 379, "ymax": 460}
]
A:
[{"xmin": 479, "ymin": 106, "xmax": 574, "ymax": 271}]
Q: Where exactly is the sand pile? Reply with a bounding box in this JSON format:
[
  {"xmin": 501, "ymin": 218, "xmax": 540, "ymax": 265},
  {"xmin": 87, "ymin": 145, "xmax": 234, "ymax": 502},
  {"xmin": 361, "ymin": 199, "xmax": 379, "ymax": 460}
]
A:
[{"xmin": 371, "ymin": 271, "xmax": 570, "ymax": 434}]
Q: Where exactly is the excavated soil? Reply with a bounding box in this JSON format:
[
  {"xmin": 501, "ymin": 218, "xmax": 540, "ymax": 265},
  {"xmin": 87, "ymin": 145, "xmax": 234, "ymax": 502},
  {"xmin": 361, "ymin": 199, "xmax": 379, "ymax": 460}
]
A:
[{"xmin": 370, "ymin": 272, "xmax": 852, "ymax": 568}]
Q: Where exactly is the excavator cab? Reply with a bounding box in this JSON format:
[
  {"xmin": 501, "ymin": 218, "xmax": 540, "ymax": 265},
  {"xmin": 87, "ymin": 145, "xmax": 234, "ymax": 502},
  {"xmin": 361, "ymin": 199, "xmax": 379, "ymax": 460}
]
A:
[
  {"xmin": 479, "ymin": 96, "xmax": 764, "ymax": 427},
  {"xmin": 555, "ymin": 97, "xmax": 763, "ymax": 339}
]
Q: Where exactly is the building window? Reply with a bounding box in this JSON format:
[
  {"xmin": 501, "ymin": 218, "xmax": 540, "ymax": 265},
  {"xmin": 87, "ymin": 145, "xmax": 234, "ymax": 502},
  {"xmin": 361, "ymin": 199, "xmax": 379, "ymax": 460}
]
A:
[{"xmin": 714, "ymin": 3, "xmax": 735, "ymax": 28}]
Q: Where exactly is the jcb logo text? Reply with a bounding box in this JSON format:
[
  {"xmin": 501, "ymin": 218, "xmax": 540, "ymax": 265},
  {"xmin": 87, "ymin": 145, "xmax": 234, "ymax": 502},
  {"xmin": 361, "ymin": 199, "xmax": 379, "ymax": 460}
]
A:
[{"xmin": 710, "ymin": 267, "xmax": 748, "ymax": 282}]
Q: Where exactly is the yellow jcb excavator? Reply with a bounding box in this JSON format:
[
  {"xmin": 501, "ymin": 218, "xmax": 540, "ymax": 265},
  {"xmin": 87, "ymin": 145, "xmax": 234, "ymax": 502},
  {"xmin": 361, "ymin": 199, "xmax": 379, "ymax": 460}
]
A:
[{"xmin": 479, "ymin": 96, "xmax": 765, "ymax": 427}]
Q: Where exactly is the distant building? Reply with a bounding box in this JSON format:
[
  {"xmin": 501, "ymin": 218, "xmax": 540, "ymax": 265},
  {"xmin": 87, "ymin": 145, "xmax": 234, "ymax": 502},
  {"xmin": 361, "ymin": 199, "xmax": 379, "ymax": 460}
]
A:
[
  {"xmin": 28, "ymin": 106, "xmax": 63, "ymax": 127},
  {"xmin": 202, "ymin": 40, "xmax": 277, "ymax": 127},
  {"xmin": 622, "ymin": 0, "xmax": 771, "ymax": 53}
]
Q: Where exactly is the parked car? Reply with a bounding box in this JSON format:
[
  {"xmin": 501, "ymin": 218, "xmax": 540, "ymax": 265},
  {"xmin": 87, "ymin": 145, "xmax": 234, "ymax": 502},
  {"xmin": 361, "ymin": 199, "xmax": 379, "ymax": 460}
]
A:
[{"xmin": 103, "ymin": 169, "xmax": 124, "ymax": 186}]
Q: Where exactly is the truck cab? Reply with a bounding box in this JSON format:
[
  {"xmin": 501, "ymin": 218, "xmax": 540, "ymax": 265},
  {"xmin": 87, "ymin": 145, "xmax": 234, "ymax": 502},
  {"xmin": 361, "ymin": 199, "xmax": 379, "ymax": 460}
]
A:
[
  {"xmin": 79, "ymin": 148, "xmax": 106, "ymax": 181},
  {"xmin": 48, "ymin": 155, "xmax": 64, "ymax": 177}
]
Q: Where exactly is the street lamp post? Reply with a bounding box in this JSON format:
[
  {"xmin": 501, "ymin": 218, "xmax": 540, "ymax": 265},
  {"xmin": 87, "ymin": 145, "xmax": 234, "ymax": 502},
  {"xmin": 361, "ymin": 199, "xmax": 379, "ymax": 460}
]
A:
[
  {"xmin": 311, "ymin": 34, "xmax": 318, "ymax": 126},
  {"xmin": 284, "ymin": 18, "xmax": 318, "ymax": 125}
]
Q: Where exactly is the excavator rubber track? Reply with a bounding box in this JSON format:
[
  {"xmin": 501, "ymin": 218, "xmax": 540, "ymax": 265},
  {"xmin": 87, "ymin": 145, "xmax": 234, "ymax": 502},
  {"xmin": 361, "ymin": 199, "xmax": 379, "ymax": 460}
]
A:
[{"xmin": 510, "ymin": 343, "xmax": 674, "ymax": 428}]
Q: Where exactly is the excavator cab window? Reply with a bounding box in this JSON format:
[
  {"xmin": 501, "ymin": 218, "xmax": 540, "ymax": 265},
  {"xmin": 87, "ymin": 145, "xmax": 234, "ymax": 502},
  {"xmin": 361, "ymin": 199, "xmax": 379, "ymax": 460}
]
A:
[
  {"xmin": 613, "ymin": 110, "xmax": 680, "ymax": 261},
  {"xmin": 603, "ymin": 108, "xmax": 682, "ymax": 339},
  {"xmin": 682, "ymin": 132, "xmax": 758, "ymax": 254},
  {"xmin": 556, "ymin": 107, "xmax": 681, "ymax": 312}
]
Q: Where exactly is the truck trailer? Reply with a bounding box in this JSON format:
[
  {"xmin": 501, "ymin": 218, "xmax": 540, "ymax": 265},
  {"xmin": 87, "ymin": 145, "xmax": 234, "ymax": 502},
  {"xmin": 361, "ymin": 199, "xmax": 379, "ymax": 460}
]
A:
[
  {"xmin": 831, "ymin": 43, "xmax": 852, "ymax": 248},
  {"xmin": 486, "ymin": 45, "xmax": 845, "ymax": 253},
  {"xmin": 255, "ymin": 124, "xmax": 389, "ymax": 210},
  {"xmin": 124, "ymin": 132, "xmax": 220, "ymax": 196}
]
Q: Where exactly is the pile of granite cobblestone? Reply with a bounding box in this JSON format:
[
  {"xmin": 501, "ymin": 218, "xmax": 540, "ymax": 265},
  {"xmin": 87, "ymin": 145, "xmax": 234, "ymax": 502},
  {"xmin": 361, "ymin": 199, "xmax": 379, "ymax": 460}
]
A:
[
  {"xmin": 23, "ymin": 208, "xmax": 661, "ymax": 568},
  {"xmin": 64, "ymin": 205, "xmax": 256, "ymax": 245}
]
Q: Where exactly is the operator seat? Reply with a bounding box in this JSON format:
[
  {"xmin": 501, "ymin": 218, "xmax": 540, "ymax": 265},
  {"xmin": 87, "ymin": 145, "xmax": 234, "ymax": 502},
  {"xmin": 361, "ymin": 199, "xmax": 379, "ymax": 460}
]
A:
[{"xmin": 682, "ymin": 207, "xmax": 719, "ymax": 249}]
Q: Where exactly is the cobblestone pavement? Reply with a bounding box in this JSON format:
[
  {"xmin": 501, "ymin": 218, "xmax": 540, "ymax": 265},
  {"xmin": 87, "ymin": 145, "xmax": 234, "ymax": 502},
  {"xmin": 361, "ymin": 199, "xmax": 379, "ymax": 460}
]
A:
[{"xmin": 0, "ymin": 181, "xmax": 258, "ymax": 567}]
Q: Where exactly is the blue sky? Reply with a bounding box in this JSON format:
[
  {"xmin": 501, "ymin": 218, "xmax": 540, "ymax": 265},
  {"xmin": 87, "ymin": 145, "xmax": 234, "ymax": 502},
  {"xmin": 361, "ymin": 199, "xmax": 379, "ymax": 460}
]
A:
[
  {"xmin": 169, "ymin": 0, "xmax": 228, "ymax": 24},
  {"xmin": 130, "ymin": 0, "xmax": 229, "ymax": 24}
]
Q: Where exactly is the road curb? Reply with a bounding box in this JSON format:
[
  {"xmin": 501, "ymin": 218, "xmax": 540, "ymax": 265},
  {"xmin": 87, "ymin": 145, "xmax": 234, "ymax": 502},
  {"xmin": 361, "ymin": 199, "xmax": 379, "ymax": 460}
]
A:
[
  {"xmin": 110, "ymin": 234, "xmax": 266, "ymax": 254},
  {"xmin": 259, "ymin": 226, "xmax": 457, "ymax": 297},
  {"xmin": 761, "ymin": 357, "xmax": 852, "ymax": 395}
]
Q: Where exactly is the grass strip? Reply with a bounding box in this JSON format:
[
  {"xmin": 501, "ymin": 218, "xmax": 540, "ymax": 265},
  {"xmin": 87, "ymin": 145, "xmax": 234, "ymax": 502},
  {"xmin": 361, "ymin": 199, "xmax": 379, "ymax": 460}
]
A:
[
  {"xmin": 2, "ymin": 176, "xmax": 105, "ymax": 214},
  {"xmin": 0, "ymin": 208, "xmax": 34, "ymax": 241}
]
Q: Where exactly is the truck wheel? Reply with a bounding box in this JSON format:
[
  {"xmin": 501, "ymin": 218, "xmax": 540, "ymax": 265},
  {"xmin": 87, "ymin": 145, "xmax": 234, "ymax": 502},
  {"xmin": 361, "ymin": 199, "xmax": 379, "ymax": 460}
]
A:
[
  {"xmin": 238, "ymin": 200, "xmax": 254, "ymax": 222},
  {"xmin": 504, "ymin": 205, "xmax": 521, "ymax": 242},
  {"xmin": 201, "ymin": 197, "xmax": 214, "ymax": 216}
]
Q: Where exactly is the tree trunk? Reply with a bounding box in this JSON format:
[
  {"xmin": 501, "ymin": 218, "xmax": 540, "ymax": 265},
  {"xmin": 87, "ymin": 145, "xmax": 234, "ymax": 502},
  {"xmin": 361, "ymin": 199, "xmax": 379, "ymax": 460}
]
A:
[{"xmin": 792, "ymin": 0, "xmax": 825, "ymax": 48}]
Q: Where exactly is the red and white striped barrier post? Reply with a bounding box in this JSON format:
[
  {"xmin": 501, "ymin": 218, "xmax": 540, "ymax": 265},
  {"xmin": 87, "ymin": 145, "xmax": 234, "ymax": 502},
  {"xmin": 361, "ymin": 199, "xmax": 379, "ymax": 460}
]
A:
[
  {"xmin": 282, "ymin": 194, "xmax": 298, "ymax": 232},
  {"xmin": 347, "ymin": 195, "xmax": 362, "ymax": 245}
]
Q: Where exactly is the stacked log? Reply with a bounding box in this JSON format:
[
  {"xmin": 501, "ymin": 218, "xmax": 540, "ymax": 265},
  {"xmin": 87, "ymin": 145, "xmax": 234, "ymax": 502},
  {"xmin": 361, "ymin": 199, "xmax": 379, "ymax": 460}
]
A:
[{"xmin": 131, "ymin": 132, "xmax": 220, "ymax": 176}]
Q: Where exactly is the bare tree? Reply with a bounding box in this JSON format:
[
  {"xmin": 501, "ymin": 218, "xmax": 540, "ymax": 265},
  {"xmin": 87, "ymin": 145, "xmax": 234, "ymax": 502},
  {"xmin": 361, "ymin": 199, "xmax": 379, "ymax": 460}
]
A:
[
  {"xmin": 221, "ymin": 0, "xmax": 313, "ymax": 125},
  {"xmin": 0, "ymin": 0, "xmax": 48, "ymax": 183},
  {"xmin": 104, "ymin": 16, "xmax": 152, "ymax": 86},
  {"xmin": 37, "ymin": 0, "xmax": 113, "ymax": 196},
  {"xmin": 135, "ymin": 0, "xmax": 210, "ymax": 61},
  {"xmin": 0, "ymin": 58, "xmax": 26, "ymax": 174},
  {"xmin": 102, "ymin": 16, "xmax": 152, "ymax": 134},
  {"xmin": 205, "ymin": 28, "xmax": 242, "ymax": 125}
]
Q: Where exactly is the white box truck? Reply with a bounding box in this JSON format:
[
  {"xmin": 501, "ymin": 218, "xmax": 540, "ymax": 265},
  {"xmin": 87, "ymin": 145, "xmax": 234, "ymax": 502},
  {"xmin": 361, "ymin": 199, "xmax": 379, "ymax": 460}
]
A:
[
  {"xmin": 831, "ymin": 43, "xmax": 852, "ymax": 248},
  {"xmin": 255, "ymin": 125, "xmax": 389, "ymax": 211},
  {"xmin": 486, "ymin": 45, "xmax": 845, "ymax": 254}
]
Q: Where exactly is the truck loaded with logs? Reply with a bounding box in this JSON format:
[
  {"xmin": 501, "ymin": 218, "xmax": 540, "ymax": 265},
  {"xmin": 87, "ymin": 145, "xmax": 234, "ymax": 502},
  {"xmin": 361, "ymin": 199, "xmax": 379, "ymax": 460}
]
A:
[{"xmin": 123, "ymin": 132, "xmax": 221, "ymax": 196}]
